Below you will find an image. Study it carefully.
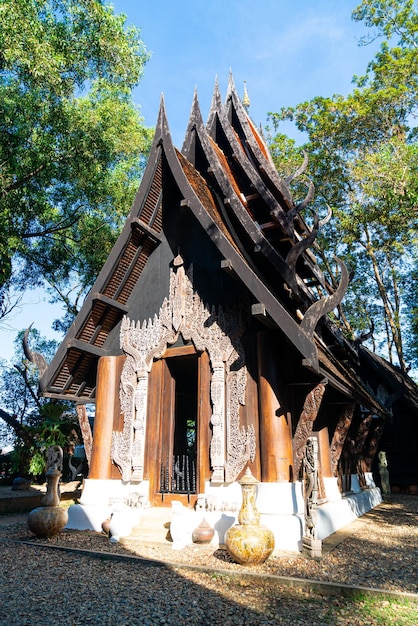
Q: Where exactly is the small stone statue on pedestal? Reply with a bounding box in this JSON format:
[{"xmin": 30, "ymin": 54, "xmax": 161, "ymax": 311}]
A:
[
  {"xmin": 27, "ymin": 445, "xmax": 68, "ymax": 538},
  {"xmin": 302, "ymin": 437, "xmax": 322, "ymax": 559},
  {"xmin": 378, "ymin": 451, "xmax": 391, "ymax": 498}
]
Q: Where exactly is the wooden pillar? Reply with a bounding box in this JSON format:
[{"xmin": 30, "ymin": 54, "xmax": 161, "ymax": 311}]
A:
[
  {"xmin": 316, "ymin": 427, "xmax": 332, "ymax": 477},
  {"xmin": 89, "ymin": 355, "xmax": 125, "ymax": 480},
  {"xmin": 197, "ymin": 350, "xmax": 212, "ymax": 486},
  {"xmin": 329, "ymin": 404, "xmax": 355, "ymax": 477},
  {"xmin": 257, "ymin": 331, "xmax": 293, "ymax": 482},
  {"xmin": 362, "ymin": 420, "xmax": 384, "ymax": 472}
]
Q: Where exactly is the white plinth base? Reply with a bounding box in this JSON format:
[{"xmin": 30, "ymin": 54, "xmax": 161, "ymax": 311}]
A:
[
  {"xmin": 316, "ymin": 486, "xmax": 382, "ymax": 540},
  {"xmin": 65, "ymin": 478, "xmax": 150, "ymax": 537},
  {"xmin": 65, "ymin": 477, "xmax": 382, "ymax": 551}
]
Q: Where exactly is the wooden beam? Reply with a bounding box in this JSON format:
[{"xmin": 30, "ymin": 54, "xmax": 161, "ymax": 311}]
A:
[
  {"xmin": 67, "ymin": 340, "xmax": 106, "ymax": 358},
  {"xmin": 251, "ymin": 303, "xmax": 276, "ymax": 328},
  {"xmin": 92, "ymin": 293, "xmax": 129, "ymax": 313}
]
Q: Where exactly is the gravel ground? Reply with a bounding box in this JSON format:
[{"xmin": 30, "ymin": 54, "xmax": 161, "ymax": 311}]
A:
[{"xmin": 0, "ymin": 495, "xmax": 417, "ymax": 625}]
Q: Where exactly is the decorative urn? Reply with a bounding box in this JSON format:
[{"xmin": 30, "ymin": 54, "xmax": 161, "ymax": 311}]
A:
[{"xmin": 225, "ymin": 467, "xmax": 275, "ymax": 565}]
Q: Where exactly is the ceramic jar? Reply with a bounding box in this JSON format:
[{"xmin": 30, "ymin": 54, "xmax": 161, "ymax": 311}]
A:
[
  {"xmin": 225, "ymin": 467, "xmax": 275, "ymax": 565},
  {"xmin": 27, "ymin": 506, "xmax": 69, "ymax": 538},
  {"xmin": 192, "ymin": 518, "xmax": 215, "ymax": 544}
]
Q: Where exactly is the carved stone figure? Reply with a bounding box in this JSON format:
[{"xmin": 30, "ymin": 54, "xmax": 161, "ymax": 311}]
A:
[
  {"xmin": 303, "ymin": 438, "xmax": 319, "ymax": 538},
  {"xmin": 27, "ymin": 446, "xmax": 68, "ymax": 538},
  {"xmin": 378, "ymin": 451, "xmax": 391, "ymax": 497}
]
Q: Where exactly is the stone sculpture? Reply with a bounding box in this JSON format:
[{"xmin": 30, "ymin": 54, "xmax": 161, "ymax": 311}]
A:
[
  {"xmin": 27, "ymin": 446, "xmax": 68, "ymax": 538},
  {"xmin": 378, "ymin": 451, "xmax": 391, "ymax": 497}
]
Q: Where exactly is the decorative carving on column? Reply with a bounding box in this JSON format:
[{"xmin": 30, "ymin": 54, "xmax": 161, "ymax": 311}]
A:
[
  {"xmin": 361, "ymin": 421, "xmax": 384, "ymax": 473},
  {"xmin": 330, "ymin": 404, "xmax": 355, "ymax": 477},
  {"xmin": 225, "ymin": 347, "xmax": 255, "ymax": 483},
  {"xmin": 350, "ymin": 414, "xmax": 373, "ymax": 489},
  {"xmin": 111, "ymin": 255, "xmax": 255, "ymax": 483},
  {"xmin": 302, "ymin": 437, "xmax": 322, "ymax": 559},
  {"xmin": 76, "ymin": 405, "xmax": 93, "ymax": 465},
  {"xmin": 292, "ymin": 382, "xmax": 327, "ymax": 480}
]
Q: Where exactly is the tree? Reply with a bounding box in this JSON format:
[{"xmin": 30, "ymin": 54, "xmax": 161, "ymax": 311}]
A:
[
  {"xmin": 267, "ymin": 0, "xmax": 418, "ymax": 372},
  {"xmin": 0, "ymin": 328, "xmax": 78, "ymax": 477},
  {"xmin": 0, "ymin": 0, "xmax": 153, "ymax": 328}
]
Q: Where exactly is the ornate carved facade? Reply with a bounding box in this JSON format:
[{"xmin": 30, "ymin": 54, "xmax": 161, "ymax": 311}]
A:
[{"xmin": 111, "ymin": 255, "xmax": 255, "ymax": 484}]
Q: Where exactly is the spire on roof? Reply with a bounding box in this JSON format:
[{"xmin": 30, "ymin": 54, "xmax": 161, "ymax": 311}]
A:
[{"xmin": 242, "ymin": 80, "xmax": 251, "ymax": 111}]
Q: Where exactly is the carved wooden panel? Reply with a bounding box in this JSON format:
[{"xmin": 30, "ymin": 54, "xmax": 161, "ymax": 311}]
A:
[
  {"xmin": 76, "ymin": 405, "xmax": 93, "ymax": 465},
  {"xmin": 329, "ymin": 404, "xmax": 355, "ymax": 477},
  {"xmin": 292, "ymin": 382, "xmax": 327, "ymax": 480},
  {"xmin": 361, "ymin": 422, "xmax": 384, "ymax": 473}
]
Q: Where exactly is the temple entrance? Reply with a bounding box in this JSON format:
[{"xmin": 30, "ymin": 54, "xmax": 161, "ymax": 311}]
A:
[
  {"xmin": 146, "ymin": 346, "xmax": 212, "ymax": 506},
  {"xmin": 159, "ymin": 355, "xmax": 198, "ymax": 497}
]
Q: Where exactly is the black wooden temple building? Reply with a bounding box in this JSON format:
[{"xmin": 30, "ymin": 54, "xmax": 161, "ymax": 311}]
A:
[{"xmin": 39, "ymin": 75, "xmax": 417, "ymax": 549}]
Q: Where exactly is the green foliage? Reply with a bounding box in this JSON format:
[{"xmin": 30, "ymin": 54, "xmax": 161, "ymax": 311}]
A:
[
  {"xmin": 0, "ymin": 326, "xmax": 78, "ymax": 477},
  {"xmin": 404, "ymin": 260, "xmax": 418, "ymax": 362},
  {"xmin": 267, "ymin": 0, "xmax": 418, "ymax": 372},
  {"xmin": 0, "ymin": 0, "xmax": 153, "ymax": 325},
  {"xmin": 10, "ymin": 403, "xmax": 79, "ymax": 477},
  {"xmin": 326, "ymin": 592, "xmax": 418, "ymax": 625}
]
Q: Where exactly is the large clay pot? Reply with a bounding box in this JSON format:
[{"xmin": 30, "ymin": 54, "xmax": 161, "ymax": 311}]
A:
[
  {"xmin": 28, "ymin": 506, "xmax": 69, "ymax": 538},
  {"xmin": 225, "ymin": 467, "xmax": 275, "ymax": 565}
]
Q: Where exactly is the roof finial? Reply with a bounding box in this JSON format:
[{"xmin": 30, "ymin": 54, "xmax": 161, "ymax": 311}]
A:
[{"xmin": 242, "ymin": 80, "xmax": 251, "ymax": 111}]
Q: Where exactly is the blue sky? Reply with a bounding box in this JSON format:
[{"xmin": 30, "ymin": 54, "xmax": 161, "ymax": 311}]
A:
[
  {"xmin": 0, "ymin": 0, "xmax": 379, "ymax": 362},
  {"xmin": 116, "ymin": 0, "xmax": 377, "ymax": 146}
]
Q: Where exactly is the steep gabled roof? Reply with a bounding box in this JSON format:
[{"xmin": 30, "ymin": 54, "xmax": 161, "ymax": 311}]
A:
[
  {"xmin": 38, "ymin": 78, "xmax": 387, "ymax": 417},
  {"xmin": 39, "ymin": 100, "xmax": 169, "ymax": 401},
  {"xmin": 184, "ymin": 76, "xmax": 331, "ymax": 306},
  {"xmin": 40, "ymin": 92, "xmax": 320, "ymax": 401}
]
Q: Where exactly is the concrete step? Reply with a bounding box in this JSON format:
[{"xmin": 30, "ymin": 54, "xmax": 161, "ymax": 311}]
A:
[{"xmin": 128, "ymin": 507, "xmax": 173, "ymax": 542}]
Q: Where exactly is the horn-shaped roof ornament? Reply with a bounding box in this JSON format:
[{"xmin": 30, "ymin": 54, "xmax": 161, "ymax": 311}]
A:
[{"xmin": 300, "ymin": 257, "xmax": 349, "ymax": 339}]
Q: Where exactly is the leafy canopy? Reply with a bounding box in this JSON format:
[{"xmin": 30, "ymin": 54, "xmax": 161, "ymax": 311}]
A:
[
  {"xmin": 0, "ymin": 0, "xmax": 153, "ymax": 325},
  {"xmin": 267, "ymin": 0, "xmax": 418, "ymax": 372}
]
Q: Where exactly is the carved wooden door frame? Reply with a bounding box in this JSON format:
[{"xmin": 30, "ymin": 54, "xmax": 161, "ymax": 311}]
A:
[{"xmin": 146, "ymin": 345, "xmax": 211, "ymax": 507}]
